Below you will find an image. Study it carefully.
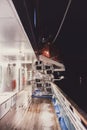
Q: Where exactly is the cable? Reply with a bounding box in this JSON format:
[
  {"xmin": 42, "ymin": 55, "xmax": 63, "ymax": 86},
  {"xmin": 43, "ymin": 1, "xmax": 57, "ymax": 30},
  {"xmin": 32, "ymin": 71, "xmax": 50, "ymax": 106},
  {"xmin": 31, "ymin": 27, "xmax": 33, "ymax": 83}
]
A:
[
  {"xmin": 23, "ymin": 0, "xmax": 39, "ymax": 59},
  {"xmin": 52, "ymin": 0, "xmax": 72, "ymax": 44}
]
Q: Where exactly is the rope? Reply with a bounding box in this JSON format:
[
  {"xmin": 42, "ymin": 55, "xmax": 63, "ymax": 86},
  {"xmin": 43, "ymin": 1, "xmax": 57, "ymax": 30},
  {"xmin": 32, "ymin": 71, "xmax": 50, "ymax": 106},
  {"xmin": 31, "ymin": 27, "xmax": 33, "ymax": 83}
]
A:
[
  {"xmin": 23, "ymin": 0, "xmax": 39, "ymax": 59},
  {"xmin": 52, "ymin": 0, "xmax": 72, "ymax": 44}
]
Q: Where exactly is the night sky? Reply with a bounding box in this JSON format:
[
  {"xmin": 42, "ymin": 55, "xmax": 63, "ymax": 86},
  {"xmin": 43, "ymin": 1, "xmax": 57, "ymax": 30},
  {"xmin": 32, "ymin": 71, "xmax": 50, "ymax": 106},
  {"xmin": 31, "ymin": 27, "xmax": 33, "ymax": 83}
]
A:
[
  {"xmin": 37, "ymin": 0, "xmax": 87, "ymax": 60},
  {"xmin": 12, "ymin": 0, "xmax": 87, "ymax": 61},
  {"xmin": 13, "ymin": 0, "xmax": 87, "ymax": 112}
]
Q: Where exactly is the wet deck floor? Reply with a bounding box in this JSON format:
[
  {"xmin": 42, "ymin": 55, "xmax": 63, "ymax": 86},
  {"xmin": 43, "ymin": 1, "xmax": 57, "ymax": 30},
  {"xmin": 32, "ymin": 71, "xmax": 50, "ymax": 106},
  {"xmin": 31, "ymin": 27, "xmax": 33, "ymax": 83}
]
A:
[{"xmin": 0, "ymin": 89, "xmax": 61, "ymax": 130}]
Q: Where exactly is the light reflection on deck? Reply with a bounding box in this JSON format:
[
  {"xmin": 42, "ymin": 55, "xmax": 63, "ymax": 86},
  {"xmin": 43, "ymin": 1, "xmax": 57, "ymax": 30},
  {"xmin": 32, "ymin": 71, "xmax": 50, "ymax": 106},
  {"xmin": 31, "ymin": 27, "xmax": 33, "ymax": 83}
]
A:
[{"xmin": 0, "ymin": 88, "xmax": 61, "ymax": 130}]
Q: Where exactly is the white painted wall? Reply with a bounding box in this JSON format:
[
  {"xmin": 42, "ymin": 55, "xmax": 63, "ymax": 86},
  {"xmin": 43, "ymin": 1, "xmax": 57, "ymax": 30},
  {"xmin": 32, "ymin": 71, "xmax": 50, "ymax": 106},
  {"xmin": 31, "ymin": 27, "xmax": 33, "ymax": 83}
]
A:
[{"xmin": 0, "ymin": 0, "xmax": 37, "ymax": 93}]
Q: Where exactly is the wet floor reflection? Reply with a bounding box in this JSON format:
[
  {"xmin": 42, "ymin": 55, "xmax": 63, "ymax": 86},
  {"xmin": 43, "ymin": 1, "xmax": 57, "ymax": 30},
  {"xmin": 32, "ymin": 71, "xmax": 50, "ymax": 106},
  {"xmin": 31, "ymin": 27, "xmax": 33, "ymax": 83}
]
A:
[{"xmin": 0, "ymin": 90, "xmax": 61, "ymax": 130}]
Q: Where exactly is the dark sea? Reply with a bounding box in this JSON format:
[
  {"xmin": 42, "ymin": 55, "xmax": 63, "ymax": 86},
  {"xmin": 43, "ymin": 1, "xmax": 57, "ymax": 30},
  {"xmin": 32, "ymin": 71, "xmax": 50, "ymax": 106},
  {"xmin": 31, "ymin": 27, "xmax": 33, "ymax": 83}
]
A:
[{"xmin": 54, "ymin": 60, "xmax": 87, "ymax": 113}]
